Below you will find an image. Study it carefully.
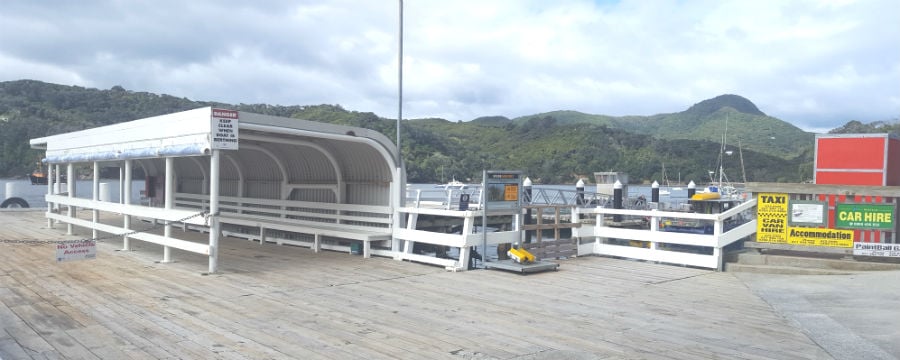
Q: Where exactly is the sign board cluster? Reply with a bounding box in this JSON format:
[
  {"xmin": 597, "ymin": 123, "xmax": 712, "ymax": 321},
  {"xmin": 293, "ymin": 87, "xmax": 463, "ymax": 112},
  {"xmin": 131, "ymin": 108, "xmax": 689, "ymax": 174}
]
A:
[
  {"xmin": 482, "ymin": 171, "xmax": 523, "ymax": 213},
  {"xmin": 756, "ymin": 192, "xmax": 898, "ymax": 257}
]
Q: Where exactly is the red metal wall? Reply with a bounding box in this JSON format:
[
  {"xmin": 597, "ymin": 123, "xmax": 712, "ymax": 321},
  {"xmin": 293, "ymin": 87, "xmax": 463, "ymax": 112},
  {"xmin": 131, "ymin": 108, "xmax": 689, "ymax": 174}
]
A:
[
  {"xmin": 815, "ymin": 136, "xmax": 887, "ymax": 186},
  {"xmin": 887, "ymin": 138, "xmax": 900, "ymax": 186}
]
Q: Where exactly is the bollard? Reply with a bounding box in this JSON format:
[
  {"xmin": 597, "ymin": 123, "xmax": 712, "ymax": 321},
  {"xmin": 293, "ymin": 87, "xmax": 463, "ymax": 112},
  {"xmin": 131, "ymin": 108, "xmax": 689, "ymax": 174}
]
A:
[
  {"xmin": 524, "ymin": 177, "xmax": 533, "ymax": 244},
  {"xmin": 99, "ymin": 183, "xmax": 111, "ymax": 202},
  {"xmin": 575, "ymin": 178, "xmax": 585, "ymax": 205},
  {"xmin": 4, "ymin": 182, "xmax": 14, "ymax": 200},
  {"xmin": 651, "ymin": 181, "xmax": 660, "ymax": 203},
  {"xmin": 687, "ymin": 180, "xmax": 696, "ymax": 199}
]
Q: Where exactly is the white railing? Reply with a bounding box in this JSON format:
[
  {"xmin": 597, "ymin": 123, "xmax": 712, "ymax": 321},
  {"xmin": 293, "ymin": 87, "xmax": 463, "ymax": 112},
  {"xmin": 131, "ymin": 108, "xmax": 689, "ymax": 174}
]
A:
[
  {"xmin": 575, "ymin": 199, "xmax": 757, "ymax": 270},
  {"xmin": 391, "ymin": 206, "xmax": 520, "ymax": 271},
  {"xmin": 44, "ymin": 194, "xmax": 212, "ymax": 255},
  {"xmin": 405, "ymin": 186, "xmax": 483, "ymax": 210},
  {"xmin": 175, "ymin": 193, "xmax": 392, "ymax": 229}
]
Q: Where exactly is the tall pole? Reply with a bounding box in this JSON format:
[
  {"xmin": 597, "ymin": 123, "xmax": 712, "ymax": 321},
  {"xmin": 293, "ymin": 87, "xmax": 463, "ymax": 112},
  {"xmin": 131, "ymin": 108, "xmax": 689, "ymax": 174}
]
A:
[
  {"xmin": 208, "ymin": 149, "xmax": 221, "ymax": 274},
  {"xmin": 397, "ymin": 0, "xmax": 403, "ymax": 169}
]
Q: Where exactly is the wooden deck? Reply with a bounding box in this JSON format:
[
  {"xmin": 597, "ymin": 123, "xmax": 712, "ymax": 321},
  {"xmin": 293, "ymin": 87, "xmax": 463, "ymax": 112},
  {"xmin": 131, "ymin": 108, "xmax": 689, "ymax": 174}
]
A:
[{"xmin": 0, "ymin": 210, "xmax": 831, "ymax": 359}]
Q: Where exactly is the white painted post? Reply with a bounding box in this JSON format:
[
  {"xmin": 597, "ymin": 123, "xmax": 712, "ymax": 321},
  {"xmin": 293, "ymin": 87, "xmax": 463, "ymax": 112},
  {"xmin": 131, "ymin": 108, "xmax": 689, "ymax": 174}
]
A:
[
  {"xmin": 66, "ymin": 163, "xmax": 74, "ymax": 235},
  {"xmin": 92, "ymin": 162, "xmax": 100, "ymax": 239},
  {"xmin": 162, "ymin": 157, "xmax": 174, "ymax": 263},
  {"xmin": 402, "ymin": 212, "xmax": 419, "ymax": 256},
  {"xmin": 391, "ymin": 166, "xmax": 403, "ymax": 254},
  {"xmin": 208, "ymin": 150, "xmax": 221, "ymax": 274},
  {"xmin": 122, "ymin": 160, "xmax": 132, "ymax": 251},
  {"xmin": 54, "ymin": 164, "xmax": 61, "ymax": 225},
  {"xmin": 47, "ymin": 162, "xmax": 53, "ymax": 228},
  {"xmin": 461, "ymin": 211, "xmax": 475, "ymax": 270},
  {"xmin": 119, "ymin": 166, "xmax": 125, "ymax": 204},
  {"xmin": 595, "ymin": 210, "xmax": 604, "ymax": 245}
]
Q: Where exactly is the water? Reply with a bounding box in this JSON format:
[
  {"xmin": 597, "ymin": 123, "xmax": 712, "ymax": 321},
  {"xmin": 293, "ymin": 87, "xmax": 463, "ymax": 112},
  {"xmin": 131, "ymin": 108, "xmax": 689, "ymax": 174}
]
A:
[{"xmin": 2, "ymin": 179, "xmax": 689, "ymax": 209}]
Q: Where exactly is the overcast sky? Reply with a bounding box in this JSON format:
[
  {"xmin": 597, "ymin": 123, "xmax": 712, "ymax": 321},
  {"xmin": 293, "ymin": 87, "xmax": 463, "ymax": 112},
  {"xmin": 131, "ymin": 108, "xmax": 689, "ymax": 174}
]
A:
[{"xmin": 1, "ymin": 0, "xmax": 897, "ymax": 133}]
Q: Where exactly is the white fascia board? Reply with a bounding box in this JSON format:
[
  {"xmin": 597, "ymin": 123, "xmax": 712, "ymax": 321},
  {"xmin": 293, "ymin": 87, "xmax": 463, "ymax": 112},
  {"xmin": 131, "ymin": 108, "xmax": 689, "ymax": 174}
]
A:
[{"xmin": 33, "ymin": 107, "xmax": 216, "ymax": 163}]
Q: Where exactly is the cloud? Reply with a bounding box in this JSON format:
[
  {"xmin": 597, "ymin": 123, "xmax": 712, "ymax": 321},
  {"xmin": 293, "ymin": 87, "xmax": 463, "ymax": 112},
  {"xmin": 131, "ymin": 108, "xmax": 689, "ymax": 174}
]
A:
[{"xmin": 0, "ymin": 0, "xmax": 897, "ymax": 132}]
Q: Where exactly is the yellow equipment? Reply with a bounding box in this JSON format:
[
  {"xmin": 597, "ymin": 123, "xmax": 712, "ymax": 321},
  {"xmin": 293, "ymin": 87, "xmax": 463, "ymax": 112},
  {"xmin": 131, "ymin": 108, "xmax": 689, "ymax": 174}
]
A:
[{"xmin": 507, "ymin": 246, "xmax": 536, "ymax": 264}]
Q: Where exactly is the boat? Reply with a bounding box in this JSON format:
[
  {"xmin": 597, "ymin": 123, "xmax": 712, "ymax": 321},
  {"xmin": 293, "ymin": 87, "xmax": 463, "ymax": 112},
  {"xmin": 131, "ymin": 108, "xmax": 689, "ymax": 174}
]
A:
[
  {"xmin": 692, "ymin": 115, "xmax": 745, "ymax": 201},
  {"xmin": 691, "ymin": 189, "xmax": 721, "ymax": 201},
  {"xmin": 659, "ymin": 163, "xmax": 671, "ymax": 196},
  {"xmin": 437, "ymin": 177, "xmax": 468, "ymax": 190},
  {"xmin": 593, "ymin": 171, "xmax": 628, "ymax": 196},
  {"xmin": 27, "ymin": 161, "xmax": 65, "ymax": 185}
]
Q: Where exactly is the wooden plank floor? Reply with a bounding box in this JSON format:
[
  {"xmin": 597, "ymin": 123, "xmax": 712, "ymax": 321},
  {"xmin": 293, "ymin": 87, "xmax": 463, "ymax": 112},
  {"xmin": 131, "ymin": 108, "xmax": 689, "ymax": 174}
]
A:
[{"xmin": 0, "ymin": 210, "xmax": 832, "ymax": 359}]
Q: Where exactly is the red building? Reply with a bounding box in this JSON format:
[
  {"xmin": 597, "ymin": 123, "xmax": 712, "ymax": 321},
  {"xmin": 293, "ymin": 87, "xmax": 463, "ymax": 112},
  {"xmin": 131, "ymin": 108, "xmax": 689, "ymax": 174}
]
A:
[{"xmin": 814, "ymin": 133, "xmax": 900, "ymax": 186}]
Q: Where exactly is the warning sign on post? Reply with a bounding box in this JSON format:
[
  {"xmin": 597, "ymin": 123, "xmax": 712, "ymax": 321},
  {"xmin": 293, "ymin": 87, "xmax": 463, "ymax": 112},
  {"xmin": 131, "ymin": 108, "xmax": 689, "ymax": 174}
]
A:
[
  {"xmin": 56, "ymin": 241, "xmax": 97, "ymax": 262},
  {"xmin": 211, "ymin": 109, "xmax": 239, "ymax": 150}
]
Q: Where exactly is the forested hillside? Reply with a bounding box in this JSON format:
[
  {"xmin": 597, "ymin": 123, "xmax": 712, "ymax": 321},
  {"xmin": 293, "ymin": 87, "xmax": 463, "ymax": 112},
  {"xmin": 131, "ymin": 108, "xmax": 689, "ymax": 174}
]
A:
[{"xmin": 1, "ymin": 80, "xmax": 824, "ymax": 184}]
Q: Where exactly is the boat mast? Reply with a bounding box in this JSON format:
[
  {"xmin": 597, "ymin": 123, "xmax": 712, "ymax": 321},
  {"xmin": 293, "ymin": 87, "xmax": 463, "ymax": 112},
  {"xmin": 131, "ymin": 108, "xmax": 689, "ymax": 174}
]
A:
[
  {"xmin": 719, "ymin": 115, "xmax": 727, "ymax": 188},
  {"xmin": 739, "ymin": 140, "xmax": 747, "ymax": 184}
]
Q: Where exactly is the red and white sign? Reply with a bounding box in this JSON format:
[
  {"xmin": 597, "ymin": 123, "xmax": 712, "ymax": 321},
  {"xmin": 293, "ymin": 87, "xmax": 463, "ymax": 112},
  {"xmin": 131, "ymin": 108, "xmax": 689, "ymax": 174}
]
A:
[
  {"xmin": 56, "ymin": 240, "xmax": 97, "ymax": 262},
  {"xmin": 211, "ymin": 109, "xmax": 239, "ymax": 150}
]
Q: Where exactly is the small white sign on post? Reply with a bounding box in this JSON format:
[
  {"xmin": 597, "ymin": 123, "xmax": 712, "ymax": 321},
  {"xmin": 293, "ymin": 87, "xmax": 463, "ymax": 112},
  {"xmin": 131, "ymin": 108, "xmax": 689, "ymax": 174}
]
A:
[
  {"xmin": 56, "ymin": 241, "xmax": 97, "ymax": 262},
  {"xmin": 210, "ymin": 108, "xmax": 239, "ymax": 150}
]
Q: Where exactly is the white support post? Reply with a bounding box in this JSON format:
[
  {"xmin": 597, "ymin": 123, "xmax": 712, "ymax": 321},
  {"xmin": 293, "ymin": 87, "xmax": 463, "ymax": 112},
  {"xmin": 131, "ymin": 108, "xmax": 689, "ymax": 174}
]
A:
[
  {"xmin": 314, "ymin": 234, "xmax": 322, "ymax": 253},
  {"xmin": 649, "ymin": 211, "xmax": 659, "ymax": 251},
  {"xmin": 119, "ymin": 166, "xmax": 125, "ymax": 204},
  {"xmin": 208, "ymin": 150, "xmax": 221, "ymax": 274},
  {"xmin": 714, "ymin": 246, "xmax": 723, "ymax": 272},
  {"xmin": 122, "ymin": 160, "xmax": 132, "ymax": 251},
  {"xmin": 391, "ymin": 167, "xmax": 403, "ymax": 254},
  {"xmin": 92, "ymin": 162, "xmax": 100, "ymax": 239},
  {"xmin": 67, "ymin": 163, "xmax": 74, "ymax": 235},
  {"xmin": 595, "ymin": 211, "xmax": 604, "ymax": 244},
  {"xmin": 54, "ymin": 164, "xmax": 61, "ymax": 225},
  {"xmin": 46, "ymin": 162, "xmax": 53, "ymax": 228},
  {"xmin": 401, "ymin": 212, "xmax": 419, "ymax": 256},
  {"xmin": 459, "ymin": 212, "xmax": 476, "ymax": 270},
  {"xmin": 162, "ymin": 157, "xmax": 174, "ymax": 263}
]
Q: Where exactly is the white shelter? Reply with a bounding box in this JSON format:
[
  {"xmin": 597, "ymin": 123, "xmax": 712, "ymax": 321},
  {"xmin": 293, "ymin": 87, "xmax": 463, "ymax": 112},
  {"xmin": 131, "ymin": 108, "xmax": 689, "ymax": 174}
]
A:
[{"xmin": 30, "ymin": 107, "xmax": 404, "ymax": 273}]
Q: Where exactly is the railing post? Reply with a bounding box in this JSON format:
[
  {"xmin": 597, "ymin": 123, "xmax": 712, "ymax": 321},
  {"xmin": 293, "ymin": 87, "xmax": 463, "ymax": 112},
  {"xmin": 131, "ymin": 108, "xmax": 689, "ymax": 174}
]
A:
[
  {"xmin": 66, "ymin": 163, "xmax": 74, "ymax": 235},
  {"xmin": 92, "ymin": 161, "xmax": 100, "ymax": 240}
]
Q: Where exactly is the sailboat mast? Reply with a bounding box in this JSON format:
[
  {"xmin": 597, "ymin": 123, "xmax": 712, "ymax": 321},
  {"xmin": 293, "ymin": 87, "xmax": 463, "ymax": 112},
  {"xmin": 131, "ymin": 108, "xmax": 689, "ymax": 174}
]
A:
[
  {"xmin": 720, "ymin": 116, "xmax": 728, "ymax": 187},
  {"xmin": 739, "ymin": 140, "xmax": 747, "ymax": 184}
]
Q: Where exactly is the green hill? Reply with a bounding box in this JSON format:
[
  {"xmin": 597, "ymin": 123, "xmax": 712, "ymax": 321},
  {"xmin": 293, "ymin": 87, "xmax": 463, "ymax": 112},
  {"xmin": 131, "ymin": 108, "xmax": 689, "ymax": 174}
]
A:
[
  {"xmin": 514, "ymin": 94, "xmax": 813, "ymax": 160},
  {"xmin": 0, "ymin": 80, "xmax": 817, "ymax": 184}
]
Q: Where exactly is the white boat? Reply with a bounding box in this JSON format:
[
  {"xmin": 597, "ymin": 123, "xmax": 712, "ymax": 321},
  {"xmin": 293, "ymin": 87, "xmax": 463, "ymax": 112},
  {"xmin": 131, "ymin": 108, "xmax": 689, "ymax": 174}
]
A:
[
  {"xmin": 659, "ymin": 163, "xmax": 671, "ymax": 195},
  {"xmin": 437, "ymin": 177, "xmax": 468, "ymax": 190}
]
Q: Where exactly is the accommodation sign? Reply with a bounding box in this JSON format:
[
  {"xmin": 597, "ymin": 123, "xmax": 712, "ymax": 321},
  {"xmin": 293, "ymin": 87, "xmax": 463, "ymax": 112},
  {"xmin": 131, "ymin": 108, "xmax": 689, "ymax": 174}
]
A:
[
  {"xmin": 756, "ymin": 193, "xmax": 854, "ymax": 247},
  {"xmin": 835, "ymin": 203, "xmax": 895, "ymax": 230},
  {"xmin": 211, "ymin": 109, "xmax": 239, "ymax": 150}
]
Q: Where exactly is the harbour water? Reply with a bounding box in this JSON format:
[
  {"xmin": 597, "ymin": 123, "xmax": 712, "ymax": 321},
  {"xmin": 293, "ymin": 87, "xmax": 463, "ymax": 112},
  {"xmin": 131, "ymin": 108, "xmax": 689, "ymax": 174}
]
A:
[{"xmin": 2, "ymin": 179, "xmax": 691, "ymax": 209}]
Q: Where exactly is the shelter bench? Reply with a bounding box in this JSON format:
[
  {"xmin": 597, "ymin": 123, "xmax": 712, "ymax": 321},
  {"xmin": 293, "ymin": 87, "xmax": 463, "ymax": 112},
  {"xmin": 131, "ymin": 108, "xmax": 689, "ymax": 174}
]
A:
[{"xmin": 175, "ymin": 193, "xmax": 392, "ymax": 258}]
